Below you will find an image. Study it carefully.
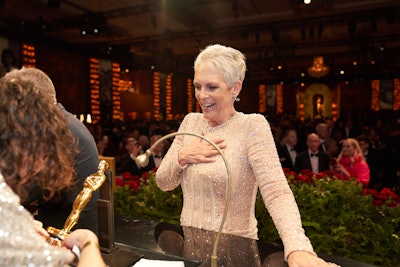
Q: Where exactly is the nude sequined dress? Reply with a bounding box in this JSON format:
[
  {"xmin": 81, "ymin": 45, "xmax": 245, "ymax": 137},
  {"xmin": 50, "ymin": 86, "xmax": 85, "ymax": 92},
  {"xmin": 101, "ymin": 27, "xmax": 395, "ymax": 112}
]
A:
[
  {"xmin": 156, "ymin": 112, "xmax": 315, "ymax": 260},
  {"xmin": 0, "ymin": 173, "xmax": 74, "ymax": 266}
]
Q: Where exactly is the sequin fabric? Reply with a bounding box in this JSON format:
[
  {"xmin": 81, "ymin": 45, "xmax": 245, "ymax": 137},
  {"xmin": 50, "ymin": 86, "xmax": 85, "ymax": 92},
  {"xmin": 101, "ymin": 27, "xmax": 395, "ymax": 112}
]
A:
[
  {"xmin": 156, "ymin": 112, "xmax": 315, "ymax": 260},
  {"xmin": 181, "ymin": 226, "xmax": 262, "ymax": 267},
  {"xmin": 0, "ymin": 172, "xmax": 74, "ymax": 266}
]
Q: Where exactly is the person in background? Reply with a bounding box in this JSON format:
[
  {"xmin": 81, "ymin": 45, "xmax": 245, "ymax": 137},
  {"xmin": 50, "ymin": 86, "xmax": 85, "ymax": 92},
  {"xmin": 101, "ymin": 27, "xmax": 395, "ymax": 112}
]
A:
[
  {"xmin": 156, "ymin": 44, "xmax": 334, "ymax": 267},
  {"xmin": 148, "ymin": 134, "xmax": 169, "ymax": 169},
  {"xmin": 0, "ymin": 76, "xmax": 105, "ymax": 266},
  {"xmin": 0, "ymin": 48, "xmax": 17, "ymax": 76},
  {"xmin": 295, "ymin": 133, "xmax": 330, "ymax": 174},
  {"xmin": 116, "ymin": 136, "xmax": 147, "ymax": 177},
  {"xmin": 96, "ymin": 134, "xmax": 109, "ymax": 156},
  {"xmin": 4, "ymin": 67, "xmax": 100, "ymax": 234},
  {"xmin": 315, "ymin": 123, "xmax": 330, "ymax": 152},
  {"xmin": 278, "ymin": 128, "xmax": 298, "ymax": 171},
  {"xmin": 334, "ymin": 138, "xmax": 370, "ymax": 187},
  {"xmin": 324, "ymin": 138, "xmax": 339, "ymax": 169},
  {"xmin": 138, "ymin": 134, "xmax": 150, "ymax": 151},
  {"xmin": 343, "ymin": 119, "xmax": 360, "ymax": 138}
]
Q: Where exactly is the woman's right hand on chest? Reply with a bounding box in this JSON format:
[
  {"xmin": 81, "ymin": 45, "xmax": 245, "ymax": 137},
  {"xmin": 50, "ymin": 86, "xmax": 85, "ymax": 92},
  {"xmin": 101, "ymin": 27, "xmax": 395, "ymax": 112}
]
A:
[{"xmin": 178, "ymin": 137, "xmax": 226, "ymax": 166}]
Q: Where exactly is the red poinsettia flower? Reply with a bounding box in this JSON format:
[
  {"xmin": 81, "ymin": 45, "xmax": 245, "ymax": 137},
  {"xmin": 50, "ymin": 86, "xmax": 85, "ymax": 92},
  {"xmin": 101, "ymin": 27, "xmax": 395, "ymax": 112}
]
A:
[
  {"xmin": 284, "ymin": 168, "xmax": 400, "ymax": 207},
  {"xmin": 115, "ymin": 177, "xmax": 125, "ymax": 187},
  {"xmin": 127, "ymin": 180, "xmax": 140, "ymax": 193},
  {"xmin": 122, "ymin": 171, "xmax": 134, "ymax": 180},
  {"xmin": 380, "ymin": 187, "xmax": 398, "ymax": 199},
  {"xmin": 122, "ymin": 171, "xmax": 141, "ymax": 182},
  {"xmin": 141, "ymin": 171, "xmax": 150, "ymax": 181}
]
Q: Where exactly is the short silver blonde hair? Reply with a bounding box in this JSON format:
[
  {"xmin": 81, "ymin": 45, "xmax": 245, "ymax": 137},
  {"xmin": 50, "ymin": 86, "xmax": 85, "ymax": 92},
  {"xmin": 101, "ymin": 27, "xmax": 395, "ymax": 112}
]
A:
[{"xmin": 194, "ymin": 44, "xmax": 247, "ymax": 88}]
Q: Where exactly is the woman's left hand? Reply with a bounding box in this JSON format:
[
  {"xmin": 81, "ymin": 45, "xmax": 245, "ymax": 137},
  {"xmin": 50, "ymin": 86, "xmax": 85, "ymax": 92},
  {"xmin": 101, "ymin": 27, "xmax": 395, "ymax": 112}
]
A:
[
  {"xmin": 288, "ymin": 251, "xmax": 338, "ymax": 267},
  {"xmin": 334, "ymin": 163, "xmax": 349, "ymax": 177}
]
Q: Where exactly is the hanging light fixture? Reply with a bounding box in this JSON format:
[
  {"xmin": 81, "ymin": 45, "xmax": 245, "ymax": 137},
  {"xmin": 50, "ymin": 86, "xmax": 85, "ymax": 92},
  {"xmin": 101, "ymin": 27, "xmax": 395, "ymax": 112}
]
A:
[{"xmin": 307, "ymin": 56, "xmax": 329, "ymax": 78}]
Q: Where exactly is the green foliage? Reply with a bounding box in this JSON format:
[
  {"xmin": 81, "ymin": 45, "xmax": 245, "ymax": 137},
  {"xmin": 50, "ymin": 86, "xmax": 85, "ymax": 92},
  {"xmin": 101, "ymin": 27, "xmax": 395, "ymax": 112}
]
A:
[
  {"xmin": 114, "ymin": 171, "xmax": 182, "ymax": 224},
  {"xmin": 115, "ymin": 172, "xmax": 400, "ymax": 266},
  {"xmin": 257, "ymin": 177, "xmax": 400, "ymax": 267}
]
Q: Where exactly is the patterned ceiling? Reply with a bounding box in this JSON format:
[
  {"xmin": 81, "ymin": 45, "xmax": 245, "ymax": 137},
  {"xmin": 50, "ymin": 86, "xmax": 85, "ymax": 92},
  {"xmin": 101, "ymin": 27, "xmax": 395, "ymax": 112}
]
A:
[{"xmin": 0, "ymin": 0, "xmax": 399, "ymax": 80}]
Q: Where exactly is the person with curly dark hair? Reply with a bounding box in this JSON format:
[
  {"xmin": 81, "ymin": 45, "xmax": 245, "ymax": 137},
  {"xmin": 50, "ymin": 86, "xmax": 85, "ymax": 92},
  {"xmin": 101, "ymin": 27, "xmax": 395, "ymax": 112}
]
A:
[
  {"xmin": 5, "ymin": 67, "xmax": 100, "ymax": 233},
  {"xmin": 0, "ymin": 76, "xmax": 105, "ymax": 266}
]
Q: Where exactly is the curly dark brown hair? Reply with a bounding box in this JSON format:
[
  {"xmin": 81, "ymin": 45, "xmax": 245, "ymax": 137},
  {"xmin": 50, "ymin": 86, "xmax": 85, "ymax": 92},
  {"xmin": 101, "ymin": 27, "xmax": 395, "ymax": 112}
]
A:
[{"xmin": 0, "ymin": 76, "xmax": 77, "ymax": 202}]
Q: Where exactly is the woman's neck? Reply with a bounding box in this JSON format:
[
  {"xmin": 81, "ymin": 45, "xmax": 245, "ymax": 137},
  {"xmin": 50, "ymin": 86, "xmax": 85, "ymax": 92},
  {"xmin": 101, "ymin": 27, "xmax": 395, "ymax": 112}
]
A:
[{"xmin": 208, "ymin": 111, "xmax": 236, "ymax": 127}]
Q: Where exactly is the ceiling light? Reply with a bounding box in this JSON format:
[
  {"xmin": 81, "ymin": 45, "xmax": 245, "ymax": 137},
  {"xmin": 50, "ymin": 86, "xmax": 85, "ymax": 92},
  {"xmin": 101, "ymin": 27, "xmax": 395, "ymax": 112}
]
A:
[{"xmin": 307, "ymin": 56, "xmax": 329, "ymax": 78}]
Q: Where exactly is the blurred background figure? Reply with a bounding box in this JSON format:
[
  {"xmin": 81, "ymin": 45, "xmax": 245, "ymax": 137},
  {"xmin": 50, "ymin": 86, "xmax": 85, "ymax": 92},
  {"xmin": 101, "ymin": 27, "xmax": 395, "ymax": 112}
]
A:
[
  {"xmin": 335, "ymin": 138, "xmax": 370, "ymax": 187},
  {"xmin": 96, "ymin": 134, "xmax": 109, "ymax": 156},
  {"xmin": 138, "ymin": 134, "xmax": 151, "ymax": 151},
  {"xmin": 324, "ymin": 138, "xmax": 339, "ymax": 169},
  {"xmin": 356, "ymin": 135, "xmax": 383, "ymax": 189},
  {"xmin": 278, "ymin": 128, "xmax": 298, "ymax": 171},
  {"xmin": 315, "ymin": 123, "xmax": 331, "ymax": 152},
  {"xmin": 116, "ymin": 136, "xmax": 145, "ymax": 177},
  {"xmin": 295, "ymin": 133, "xmax": 330, "ymax": 174}
]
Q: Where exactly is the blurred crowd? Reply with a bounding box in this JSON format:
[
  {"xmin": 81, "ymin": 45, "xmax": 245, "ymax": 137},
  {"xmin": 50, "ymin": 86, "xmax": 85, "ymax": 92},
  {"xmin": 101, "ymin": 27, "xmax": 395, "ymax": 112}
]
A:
[{"xmin": 87, "ymin": 111, "xmax": 400, "ymax": 193}]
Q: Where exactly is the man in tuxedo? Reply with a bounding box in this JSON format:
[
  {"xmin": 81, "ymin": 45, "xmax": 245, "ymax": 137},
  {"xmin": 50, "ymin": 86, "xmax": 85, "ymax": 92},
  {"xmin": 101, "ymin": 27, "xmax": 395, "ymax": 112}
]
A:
[
  {"xmin": 315, "ymin": 123, "xmax": 330, "ymax": 152},
  {"xmin": 116, "ymin": 137, "xmax": 151, "ymax": 177},
  {"xmin": 278, "ymin": 129, "xmax": 298, "ymax": 171},
  {"xmin": 295, "ymin": 133, "xmax": 330, "ymax": 174},
  {"xmin": 148, "ymin": 134, "xmax": 168, "ymax": 169}
]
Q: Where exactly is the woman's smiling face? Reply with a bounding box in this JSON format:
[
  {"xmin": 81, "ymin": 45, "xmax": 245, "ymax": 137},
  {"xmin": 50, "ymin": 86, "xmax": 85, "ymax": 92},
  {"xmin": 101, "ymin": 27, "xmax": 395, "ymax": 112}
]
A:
[
  {"xmin": 341, "ymin": 140, "xmax": 355, "ymax": 157},
  {"xmin": 194, "ymin": 66, "xmax": 239, "ymax": 127}
]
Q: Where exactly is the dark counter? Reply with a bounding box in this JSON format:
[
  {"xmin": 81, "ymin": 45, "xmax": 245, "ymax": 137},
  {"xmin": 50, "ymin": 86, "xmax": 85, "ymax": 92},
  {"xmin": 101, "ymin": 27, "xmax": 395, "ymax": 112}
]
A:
[{"xmin": 101, "ymin": 216, "xmax": 378, "ymax": 267}]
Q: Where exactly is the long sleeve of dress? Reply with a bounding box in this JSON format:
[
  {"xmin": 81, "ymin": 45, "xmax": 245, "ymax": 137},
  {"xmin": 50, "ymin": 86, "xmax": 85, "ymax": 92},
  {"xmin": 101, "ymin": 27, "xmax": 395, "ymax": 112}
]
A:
[
  {"xmin": 155, "ymin": 115, "xmax": 193, "ymax": 191},
  {"xmin": 0, "ymin": 173, "xmax": 74, "ymax": 266},
  {"xmin": 156, "ymin": 112, "xmax": 315, "ymax": 260},
  {"xmin": 246, "ymin": 114, "xmax": 315, "ymax": 260}
]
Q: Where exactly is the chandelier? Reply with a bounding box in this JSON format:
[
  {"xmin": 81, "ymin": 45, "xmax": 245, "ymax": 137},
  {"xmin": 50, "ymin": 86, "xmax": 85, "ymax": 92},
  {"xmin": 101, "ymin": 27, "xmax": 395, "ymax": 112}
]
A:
[{"xmin": 307, "ymin": 56, "xmax": 329, "ymax": 78}]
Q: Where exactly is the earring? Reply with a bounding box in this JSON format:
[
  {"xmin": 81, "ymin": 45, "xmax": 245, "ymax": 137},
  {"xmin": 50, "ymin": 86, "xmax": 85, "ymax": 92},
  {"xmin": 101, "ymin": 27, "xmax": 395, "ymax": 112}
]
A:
[{"xmin": 235, "ymin": 97, "xmax": 240, "ymax": 102}]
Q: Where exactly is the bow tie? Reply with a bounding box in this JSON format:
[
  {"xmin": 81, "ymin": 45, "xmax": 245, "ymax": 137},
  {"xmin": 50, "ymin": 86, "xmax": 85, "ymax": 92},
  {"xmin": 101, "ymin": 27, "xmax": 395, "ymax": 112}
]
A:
[
  {"xmin": 310, "ymin": 153, "xmax": 319, "ymax": 157},
  {"xmin": 154, "ymin": 155, "xmax": 162, "ymax": 158},
  {"xmin": 290, "ymin": 148, "xmax": 296, "ymax": 151}
]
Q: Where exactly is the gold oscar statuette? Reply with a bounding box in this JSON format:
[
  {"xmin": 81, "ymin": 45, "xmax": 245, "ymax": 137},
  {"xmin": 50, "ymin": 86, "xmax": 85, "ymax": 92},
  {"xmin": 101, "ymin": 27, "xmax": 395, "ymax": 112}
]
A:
[{"xmin": 46, "ymin": 160, "xmax": 109, "ymax": 246}]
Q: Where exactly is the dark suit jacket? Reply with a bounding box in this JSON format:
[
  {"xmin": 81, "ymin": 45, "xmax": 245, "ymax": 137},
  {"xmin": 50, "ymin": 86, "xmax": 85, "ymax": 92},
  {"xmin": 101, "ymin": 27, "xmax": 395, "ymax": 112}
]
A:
[
  {"xmin": 295, "ymin": 150, "xmax": 330, "ymax": 173},
  {"xmin": 117, "ymin": 153, "xmax": 155, "ymax": 177},
  {"xmin": 278, "ymin": 145, "xmax": 296, "ymax": 170},
  {"xmin": 364, "ymin": 149, "xmax": 383, "ymax": 189}
]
